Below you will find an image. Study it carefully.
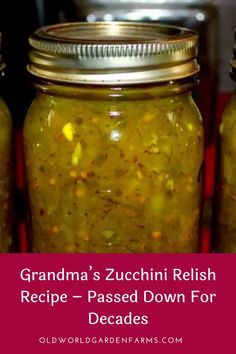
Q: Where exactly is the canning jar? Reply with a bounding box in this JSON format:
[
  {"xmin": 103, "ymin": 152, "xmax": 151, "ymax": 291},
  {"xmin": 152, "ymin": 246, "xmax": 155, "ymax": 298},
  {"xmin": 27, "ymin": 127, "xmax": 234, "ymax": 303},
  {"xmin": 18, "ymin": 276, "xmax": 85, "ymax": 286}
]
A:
[
  {"xmin": 0, "ymin": 34, "xmax": 12, "ymax": 252},
  {"xmin": 25, "ymin": 22, "xmax": 203, "ymax": 253},
  {"xmin": 216, "ymin": 31, "xmax": 236, "ymax": 252}
]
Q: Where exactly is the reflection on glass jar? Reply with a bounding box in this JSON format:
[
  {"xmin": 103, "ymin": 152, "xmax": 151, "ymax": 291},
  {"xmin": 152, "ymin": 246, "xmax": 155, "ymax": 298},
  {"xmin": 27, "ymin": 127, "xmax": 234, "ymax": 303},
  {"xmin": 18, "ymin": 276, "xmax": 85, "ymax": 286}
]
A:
[{"xmin": 24, "ymin": 22, "xmax": 203, "ymax": 253}]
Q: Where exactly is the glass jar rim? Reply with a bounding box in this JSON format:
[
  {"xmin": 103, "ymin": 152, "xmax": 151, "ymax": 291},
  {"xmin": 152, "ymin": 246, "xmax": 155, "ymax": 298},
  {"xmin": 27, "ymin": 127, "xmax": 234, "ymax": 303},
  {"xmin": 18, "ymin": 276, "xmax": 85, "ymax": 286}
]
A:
[{"xmin": 28, "ymin": 21, "xmax": 199, "ymax": 85}]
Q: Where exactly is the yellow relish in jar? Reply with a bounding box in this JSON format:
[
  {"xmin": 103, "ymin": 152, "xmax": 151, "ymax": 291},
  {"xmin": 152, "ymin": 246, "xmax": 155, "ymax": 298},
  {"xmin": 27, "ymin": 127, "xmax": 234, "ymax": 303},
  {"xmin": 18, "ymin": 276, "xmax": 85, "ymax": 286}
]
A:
[{"xmin": 24, "ymin": 22, "xmax": 203, "ymax": 253}]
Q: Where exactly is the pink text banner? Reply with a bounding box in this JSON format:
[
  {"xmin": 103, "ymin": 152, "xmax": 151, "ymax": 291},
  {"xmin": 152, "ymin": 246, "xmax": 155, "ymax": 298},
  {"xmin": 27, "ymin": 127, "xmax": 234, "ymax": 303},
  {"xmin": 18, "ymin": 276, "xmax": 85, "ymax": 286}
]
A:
[{"xmin": 0, "ymin": 254, "xmax": 235, "ymax": 354}]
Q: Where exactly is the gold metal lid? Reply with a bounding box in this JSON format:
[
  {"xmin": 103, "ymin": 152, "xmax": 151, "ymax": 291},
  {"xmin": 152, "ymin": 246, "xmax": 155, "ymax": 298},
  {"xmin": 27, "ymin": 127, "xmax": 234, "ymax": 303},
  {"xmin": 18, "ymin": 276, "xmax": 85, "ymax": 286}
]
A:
[{"xmin": 28, "ymin": 22, "xmax": 199, "ymax": 85}]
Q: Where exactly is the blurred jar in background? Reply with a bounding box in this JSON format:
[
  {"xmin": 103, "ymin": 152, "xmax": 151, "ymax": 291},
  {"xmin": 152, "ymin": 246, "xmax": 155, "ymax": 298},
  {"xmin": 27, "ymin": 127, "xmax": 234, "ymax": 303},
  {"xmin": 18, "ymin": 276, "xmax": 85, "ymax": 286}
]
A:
[
  {"xmin": 214, "ymin": 0, "xmax": 236, "ymax": 103},
  {"xmin": 216, "ymin": 30, "xmax": 236, "ymax": 253},
  {"xmin": 0, "ymin": 0, "xmax": 42, "ymax": 252},
  {"xmin": 0, "ymin": 33, "xmax": 12, "ymax": 252}
]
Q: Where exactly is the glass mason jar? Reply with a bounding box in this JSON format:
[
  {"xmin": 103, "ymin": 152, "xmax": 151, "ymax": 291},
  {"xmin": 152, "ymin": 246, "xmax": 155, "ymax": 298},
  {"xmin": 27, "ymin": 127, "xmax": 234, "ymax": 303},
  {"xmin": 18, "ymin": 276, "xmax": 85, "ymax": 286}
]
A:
[
  {"xmin": 24, "ymin": 22, "xmax": 203, "ymax": 253},
  {"xmin": 0, "ymin": 34, "xmax": 12, "ymax": 252},
  {"xmin": 216, "ymin": 32, "xmax": 236, "ymax": 252}
]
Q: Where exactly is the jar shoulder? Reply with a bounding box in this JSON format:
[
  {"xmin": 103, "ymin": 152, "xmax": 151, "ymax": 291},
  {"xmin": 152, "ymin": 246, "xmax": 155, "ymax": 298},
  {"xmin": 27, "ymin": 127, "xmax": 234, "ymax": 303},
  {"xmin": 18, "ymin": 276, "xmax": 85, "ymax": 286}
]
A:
[
  {"xmin": 25, "ymin": 91, "xmax": 202, "ymax": 126},
  {"xmin": 220, "ymin": 93, "xmax": 236, "ymax": 138},
  {"xmin": 0, "ymin": 97, "xmax": 11, "ymax": 148},
  {"xmin": 0, "ymin": 96, "xmax": 11, "ymax": 127}
]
